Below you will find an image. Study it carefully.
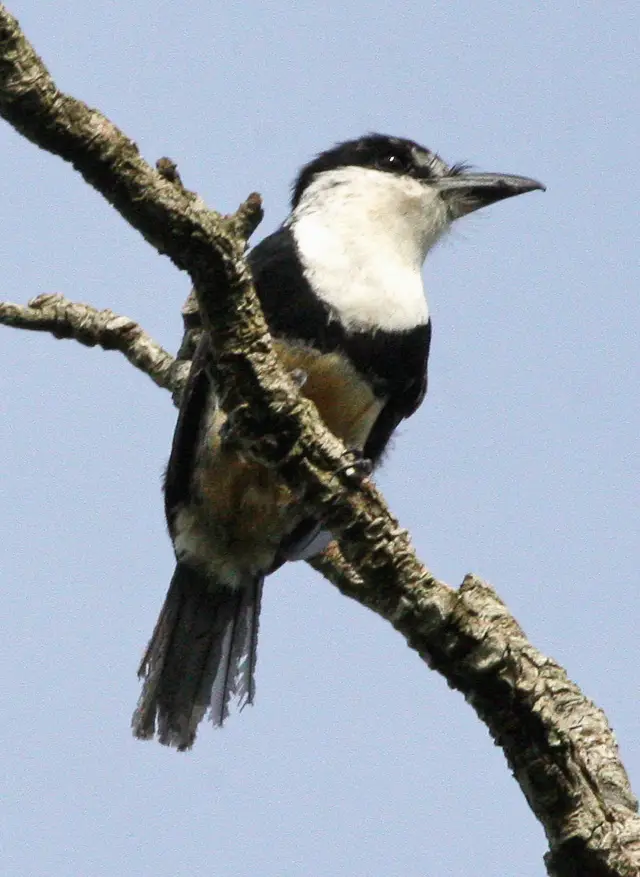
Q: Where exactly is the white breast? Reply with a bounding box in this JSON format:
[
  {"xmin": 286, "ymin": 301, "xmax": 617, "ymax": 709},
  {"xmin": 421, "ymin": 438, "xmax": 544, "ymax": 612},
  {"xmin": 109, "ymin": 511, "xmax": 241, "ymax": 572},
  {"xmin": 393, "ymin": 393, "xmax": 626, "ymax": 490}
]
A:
[{"xmin": 290, "ymin": 166, "xmax": 449, "ymax": 333}]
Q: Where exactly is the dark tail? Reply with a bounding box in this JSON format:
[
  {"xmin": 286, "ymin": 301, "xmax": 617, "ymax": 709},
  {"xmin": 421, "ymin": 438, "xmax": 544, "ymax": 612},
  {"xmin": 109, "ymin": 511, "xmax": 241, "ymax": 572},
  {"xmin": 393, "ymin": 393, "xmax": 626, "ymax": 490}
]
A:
[{"xmin": 132, "ymin": 564, "xmax": 263, "ymax": 750}]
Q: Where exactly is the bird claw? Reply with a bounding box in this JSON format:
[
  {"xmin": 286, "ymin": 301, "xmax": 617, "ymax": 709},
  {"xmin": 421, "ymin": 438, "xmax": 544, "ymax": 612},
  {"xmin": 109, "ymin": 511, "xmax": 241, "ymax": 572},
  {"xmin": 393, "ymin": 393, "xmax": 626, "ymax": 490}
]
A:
[{"xmin": 337, "ymin": 448, "xmax": 373, "ymax": 480}]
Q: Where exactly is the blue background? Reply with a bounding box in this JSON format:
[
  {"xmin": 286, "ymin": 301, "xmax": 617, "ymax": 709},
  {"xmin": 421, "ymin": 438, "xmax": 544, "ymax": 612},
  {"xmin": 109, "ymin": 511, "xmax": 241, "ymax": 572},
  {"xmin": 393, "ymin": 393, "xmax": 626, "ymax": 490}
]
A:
[{"xmin": 1, "ymin": 2, "xmax": 638, "ymax": 874}]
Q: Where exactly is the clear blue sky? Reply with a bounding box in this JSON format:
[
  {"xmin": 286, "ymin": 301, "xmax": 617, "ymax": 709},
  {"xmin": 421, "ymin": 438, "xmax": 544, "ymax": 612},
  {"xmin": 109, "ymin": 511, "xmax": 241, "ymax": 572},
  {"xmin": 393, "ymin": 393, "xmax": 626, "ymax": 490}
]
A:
[{"xmin": 1, "ymin": 2, "xmax": 638, "ymax": 875}]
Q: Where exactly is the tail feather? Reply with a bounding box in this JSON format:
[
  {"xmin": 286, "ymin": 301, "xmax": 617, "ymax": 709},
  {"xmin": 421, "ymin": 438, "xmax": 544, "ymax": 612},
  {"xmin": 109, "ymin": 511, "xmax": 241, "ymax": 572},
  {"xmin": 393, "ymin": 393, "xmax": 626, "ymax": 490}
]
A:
[
  {"xmin": 132, "ymin": 564, "xmax": 263, "ymax": 750},
  {"xmin": 230, "ymin": 575, "xmax": 263, "ymax": 712},
  {"xmin": 209, "ymin": 573, "xmax": 263, "ymax": 725},
  {"xmin": 208, "ymin": 599, "xmax": 240, "ymax": 729},
  {"xmin": 245, "ymin": 575, "xmax": 263, "ymax": 705}
]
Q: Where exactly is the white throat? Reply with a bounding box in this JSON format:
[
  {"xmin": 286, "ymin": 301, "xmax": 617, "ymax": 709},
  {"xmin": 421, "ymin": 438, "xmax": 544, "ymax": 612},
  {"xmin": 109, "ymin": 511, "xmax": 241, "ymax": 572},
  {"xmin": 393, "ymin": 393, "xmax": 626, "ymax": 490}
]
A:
[{"xmin": 289, "ymin": 166, "xmax": 449, "ymax": 333}]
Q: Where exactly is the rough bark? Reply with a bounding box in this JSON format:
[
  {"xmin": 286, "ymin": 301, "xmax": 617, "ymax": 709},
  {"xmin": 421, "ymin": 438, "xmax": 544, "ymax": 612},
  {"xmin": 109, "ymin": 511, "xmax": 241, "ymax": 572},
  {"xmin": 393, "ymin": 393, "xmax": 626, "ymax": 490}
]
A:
[
  {"xmin": 1, "ymin": 5, "xmax": 639, "ymax": 874},
  {"xmin": 0, "ymin": 293, "xmax": 189, "ymax": 398}
]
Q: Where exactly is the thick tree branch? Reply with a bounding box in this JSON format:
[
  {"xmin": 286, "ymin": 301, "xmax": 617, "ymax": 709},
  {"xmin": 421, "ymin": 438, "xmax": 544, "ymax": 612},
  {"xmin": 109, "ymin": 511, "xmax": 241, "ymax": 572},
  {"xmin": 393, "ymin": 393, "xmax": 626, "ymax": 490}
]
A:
[{"xmin": 1, "ymin": 5, "xmax": 639, "ymax": 874}]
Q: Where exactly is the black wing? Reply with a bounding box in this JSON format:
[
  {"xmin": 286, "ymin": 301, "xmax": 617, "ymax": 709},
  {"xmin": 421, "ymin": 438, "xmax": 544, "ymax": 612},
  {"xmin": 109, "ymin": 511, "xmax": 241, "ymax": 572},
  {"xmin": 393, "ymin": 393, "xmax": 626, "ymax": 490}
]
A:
[{"xmin": 163, "ymin": 335, "xmax": 212, "ymax": 526}]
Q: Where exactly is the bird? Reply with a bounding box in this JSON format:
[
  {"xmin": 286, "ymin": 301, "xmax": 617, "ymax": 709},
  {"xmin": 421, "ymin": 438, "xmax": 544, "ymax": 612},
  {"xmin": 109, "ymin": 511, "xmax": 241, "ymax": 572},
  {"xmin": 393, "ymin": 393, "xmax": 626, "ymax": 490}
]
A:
[{"xmin": 132, "ymin": 133, "xmax": 544, "ymax": 749}]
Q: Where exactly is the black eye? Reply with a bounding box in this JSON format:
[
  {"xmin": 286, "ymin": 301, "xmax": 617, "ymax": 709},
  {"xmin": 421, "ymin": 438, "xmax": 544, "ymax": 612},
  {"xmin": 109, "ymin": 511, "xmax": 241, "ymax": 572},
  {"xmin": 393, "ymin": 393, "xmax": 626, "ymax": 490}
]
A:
[{"xmin": 376, "ymin": 152, "xmax": 410, "ymax": 173}]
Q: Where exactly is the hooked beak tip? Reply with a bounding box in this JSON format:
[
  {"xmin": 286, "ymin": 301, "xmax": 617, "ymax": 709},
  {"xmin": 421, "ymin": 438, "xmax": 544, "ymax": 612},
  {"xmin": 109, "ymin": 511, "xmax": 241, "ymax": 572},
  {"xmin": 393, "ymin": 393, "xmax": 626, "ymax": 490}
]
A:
[{"xmin": 437, "ymin": 171, "xmax": 545, "ymax": 218}]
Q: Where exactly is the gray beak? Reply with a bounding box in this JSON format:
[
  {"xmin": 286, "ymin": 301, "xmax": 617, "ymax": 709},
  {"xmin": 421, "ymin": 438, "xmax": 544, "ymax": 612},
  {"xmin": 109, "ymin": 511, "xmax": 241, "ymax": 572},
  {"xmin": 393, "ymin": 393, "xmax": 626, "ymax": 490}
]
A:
[{"xmin": 436, "ymin": 172, "xmax": 545, "ymax": 218}]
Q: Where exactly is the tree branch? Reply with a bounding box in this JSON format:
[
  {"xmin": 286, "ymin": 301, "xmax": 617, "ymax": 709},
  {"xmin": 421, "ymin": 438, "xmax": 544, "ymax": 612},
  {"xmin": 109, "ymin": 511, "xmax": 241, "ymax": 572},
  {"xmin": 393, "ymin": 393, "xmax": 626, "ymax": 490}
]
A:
[
  {"xmin": 0, "ymin": 292, "xmax": 189, "ymax": 397},
  {"xmin": 1, "ymin": 5, "xmax": 639, "ymax": 874}
]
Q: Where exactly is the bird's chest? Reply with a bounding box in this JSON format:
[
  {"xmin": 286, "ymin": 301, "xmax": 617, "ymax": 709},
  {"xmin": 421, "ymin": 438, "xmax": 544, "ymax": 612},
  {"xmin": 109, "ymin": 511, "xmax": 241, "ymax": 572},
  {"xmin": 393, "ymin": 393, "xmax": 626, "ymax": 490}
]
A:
[
  {"xmin": 291, "ymin": 200, "xmax": 429, "ymax": 335},
  {"xmin": 297, "ymin": 236, "xmax": 428, "ymax": 335}
]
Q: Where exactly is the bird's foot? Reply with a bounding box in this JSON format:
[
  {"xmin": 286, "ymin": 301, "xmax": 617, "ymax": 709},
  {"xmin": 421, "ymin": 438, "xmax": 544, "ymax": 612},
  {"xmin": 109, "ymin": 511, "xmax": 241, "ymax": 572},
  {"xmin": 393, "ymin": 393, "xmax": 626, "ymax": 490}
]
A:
[{"xmin": 336, "ymin": 448, "xmax": 373, "ymax": 481}]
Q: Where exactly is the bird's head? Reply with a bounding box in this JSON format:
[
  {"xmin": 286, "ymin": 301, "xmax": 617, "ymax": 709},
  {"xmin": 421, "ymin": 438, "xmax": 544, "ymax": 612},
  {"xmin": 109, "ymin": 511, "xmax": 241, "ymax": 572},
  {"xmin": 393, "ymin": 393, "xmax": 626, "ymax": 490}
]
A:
[{"xmin": 291, "ymin": 133, "xmax": 544, "ymax": 257}]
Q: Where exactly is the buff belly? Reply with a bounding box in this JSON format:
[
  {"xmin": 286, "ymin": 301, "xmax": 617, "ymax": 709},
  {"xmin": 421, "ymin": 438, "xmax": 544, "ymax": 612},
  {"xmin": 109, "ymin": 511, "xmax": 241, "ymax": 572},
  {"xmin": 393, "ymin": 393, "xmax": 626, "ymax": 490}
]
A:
[{"xmin": 172, "ymin": 340, "xmax": 384, "ymax": 586}]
